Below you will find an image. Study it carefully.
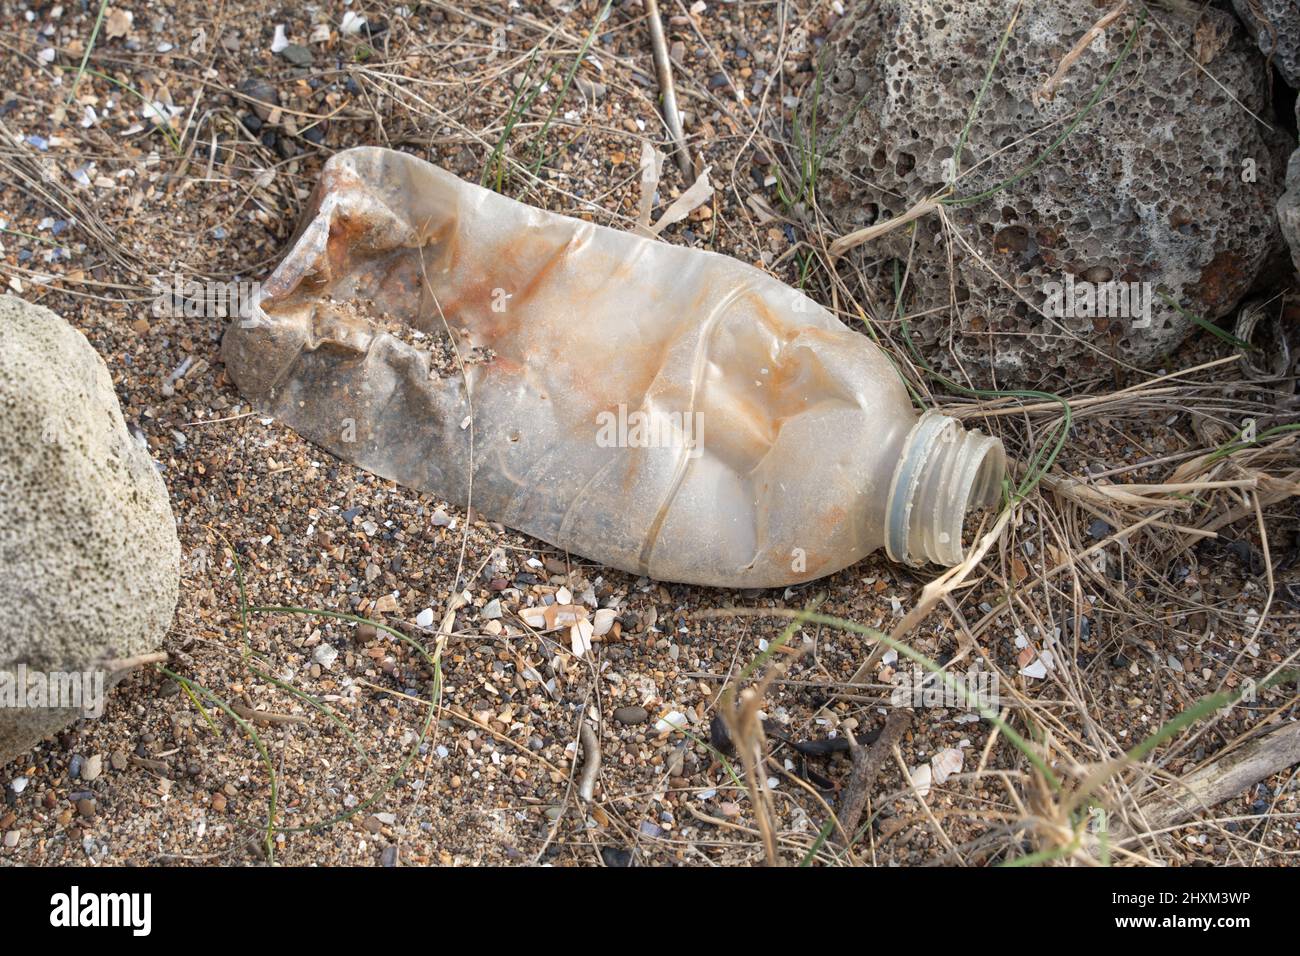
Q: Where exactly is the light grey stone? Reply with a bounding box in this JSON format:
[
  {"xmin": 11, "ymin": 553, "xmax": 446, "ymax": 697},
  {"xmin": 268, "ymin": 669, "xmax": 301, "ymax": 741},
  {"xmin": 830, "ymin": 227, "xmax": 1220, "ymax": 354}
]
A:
[
  {"xmin": 0, "ymin": 296, "xmax": 179, "ymax": 767},
  {"xmin": 1280, "ymin": 101, "xmax": 1300, "ymax": 274},
  {"xmin": 1233, "ymin": 0, "xmax": 1300, "ymax": 87}
]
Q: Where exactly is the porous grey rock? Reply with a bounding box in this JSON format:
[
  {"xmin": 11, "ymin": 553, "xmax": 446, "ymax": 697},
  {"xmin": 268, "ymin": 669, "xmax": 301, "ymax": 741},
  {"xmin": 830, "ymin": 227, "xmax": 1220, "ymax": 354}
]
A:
[
  {"xmin": 1233, "ymin": 0, "xmax": 1300, "ymax": 87},
  {"xmin": 817, "ymin": 1, "xmax": 1289, "ymax": 384},
  {"xmin": 0, "ymin": 296, "xmax": 179, "ymax": 767},
  {"xmin": 1281, "ymin": 101, "xmax": 1300, "ymax": 273}
]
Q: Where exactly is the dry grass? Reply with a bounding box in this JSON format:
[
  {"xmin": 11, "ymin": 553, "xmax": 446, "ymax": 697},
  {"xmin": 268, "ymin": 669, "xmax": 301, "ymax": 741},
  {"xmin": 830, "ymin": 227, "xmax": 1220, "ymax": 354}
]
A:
[{"xmin": 1, "ymin": 0, "xmax": 1296, "ymax": 866}]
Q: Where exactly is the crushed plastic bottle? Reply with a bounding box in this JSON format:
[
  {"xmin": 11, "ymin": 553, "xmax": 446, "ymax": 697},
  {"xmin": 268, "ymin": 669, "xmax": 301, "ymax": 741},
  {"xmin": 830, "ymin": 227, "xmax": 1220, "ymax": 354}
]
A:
[{"xmin": 221, "ymin": 147, "xmax": 1006, "ymax": 587}]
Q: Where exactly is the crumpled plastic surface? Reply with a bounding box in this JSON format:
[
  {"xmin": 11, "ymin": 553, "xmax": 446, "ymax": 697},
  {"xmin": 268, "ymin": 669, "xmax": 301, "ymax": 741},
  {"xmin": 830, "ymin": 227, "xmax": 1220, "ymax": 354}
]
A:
[{"xmin": 221, "ymin": 147, "xmax": 917, "ymax": 587}]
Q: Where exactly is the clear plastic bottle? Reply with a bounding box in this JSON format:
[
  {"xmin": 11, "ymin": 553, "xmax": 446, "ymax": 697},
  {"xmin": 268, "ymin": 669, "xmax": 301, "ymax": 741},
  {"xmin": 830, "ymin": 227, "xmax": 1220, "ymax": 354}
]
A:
[{"xmin": 222, "ymin": 147, "xmax": 1006, "ymax": 587}]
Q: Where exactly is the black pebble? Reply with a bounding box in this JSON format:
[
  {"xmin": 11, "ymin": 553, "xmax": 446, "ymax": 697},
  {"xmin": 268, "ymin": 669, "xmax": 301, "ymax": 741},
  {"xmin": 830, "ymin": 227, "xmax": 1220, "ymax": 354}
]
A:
[
  {"xmin": 709, "ymin": 714, "xmax": 733, "ymax": 755},
  {"xmin": 600, "ymin": 846, "xmax": 632, "ymax": 867}
]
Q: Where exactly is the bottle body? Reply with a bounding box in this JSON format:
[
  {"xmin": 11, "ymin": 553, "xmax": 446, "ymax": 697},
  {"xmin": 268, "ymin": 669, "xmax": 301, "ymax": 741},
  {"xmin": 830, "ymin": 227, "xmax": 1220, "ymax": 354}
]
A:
[{"xmin": 222, "ymin": 148, "xmax": 1003, "ymax": 587}]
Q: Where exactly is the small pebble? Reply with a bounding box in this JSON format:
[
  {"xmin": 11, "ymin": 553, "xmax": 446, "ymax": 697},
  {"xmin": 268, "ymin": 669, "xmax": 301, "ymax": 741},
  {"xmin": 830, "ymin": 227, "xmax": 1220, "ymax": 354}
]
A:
[
  {"xmin": 1088, "ymin": 518, "xmax": 1112, "ymax": 539},
  {"xmin": 613, "ymin": 706, "xmax": 648, "ymax": 725},
  {"xmin": 601, "ymin": 846, "xmax": 632, "ymax": 867},
  {"xmin": 280, "ymin": 43, "xmax": 313, "ymax": 67}
]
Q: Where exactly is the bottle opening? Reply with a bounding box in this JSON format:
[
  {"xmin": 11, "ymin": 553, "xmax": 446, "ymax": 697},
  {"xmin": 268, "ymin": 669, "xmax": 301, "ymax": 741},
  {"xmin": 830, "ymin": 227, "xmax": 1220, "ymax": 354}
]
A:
[{"xmin": 885, "ymin": 412, "xmax": 1007, "ymax": 567}]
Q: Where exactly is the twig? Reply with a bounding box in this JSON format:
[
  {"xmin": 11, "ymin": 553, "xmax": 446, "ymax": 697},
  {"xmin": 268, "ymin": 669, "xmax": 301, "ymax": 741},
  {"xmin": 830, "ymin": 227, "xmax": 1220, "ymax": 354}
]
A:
[
  {"xmin": 853, "ymin": 505, "xmax": 1014, "ymax": 683},
  {"xmin": 128, "ymin": 756, "xmax": 171, "ymax": 773},
  {"xmin": 1115, "ymin": 721, "xmax": 1300, "ymax": 845},
  {"xmin": 828, "ymin": 198, "xmax": 940, "ymax": 261},
  {"xmin": 645, "ymin": 0, "xmax": 693, "ymax": 178},
  {"xmin": 102, "ymin": 651, "xmax": 169, "ymax": 674},
  {"xmin": 578, "ymin": 720, "xmax": 601, "ymax": 802},
  {"xmin": 1035, "ymin": 1, "xmax": 1130, "ymax": 105},
  {"xmin": 719, "ymin": 682, "xmax": 782, "ymax": 865},
  {"xmin": 836, "ymin": 709, "xmax": 911, "ymax": 847},
  {"xmin": 230, "ymin": 703, "xmax": 310, "ymax": 726}
]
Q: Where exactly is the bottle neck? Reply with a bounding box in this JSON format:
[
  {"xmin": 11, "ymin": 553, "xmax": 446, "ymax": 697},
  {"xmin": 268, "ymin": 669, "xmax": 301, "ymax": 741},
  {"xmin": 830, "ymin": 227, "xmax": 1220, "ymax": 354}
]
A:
[{"xmin": 884, "ymin": 412, "xmax": 1006, "ymax": 566}]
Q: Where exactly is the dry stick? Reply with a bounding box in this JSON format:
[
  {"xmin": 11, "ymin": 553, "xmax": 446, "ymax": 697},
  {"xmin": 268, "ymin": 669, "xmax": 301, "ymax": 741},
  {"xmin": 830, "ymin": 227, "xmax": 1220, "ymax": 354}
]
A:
[
  {"xmin": 1035, "ymin": 1, "xmax": 1129, "ymax": 104},
  {"xmin": 230, "ymin": 703, "xmax": 310, "ymax": 727},
  {"xmin": 942, "ymin": 351, "xmax": 1246, "ymax": 420},
  {"xmin": 101, "ymin": 651, "xmax": 169, "ymax": 674},
  {"xmin": 684, "ymin": 802, "xmax": 825, "ymax": 859},
  {"xmin": 947, "ymin": 386, "xmax": 1178, "ymax": 420},
  {"xmin": 849, "ymin": 506, "xmax": 1014, "ymax": 687},
  {"xmin": 644, "ymin": 0, "xmax": 693, "ymax": 178},
  {"xmin": 129, "ymin": 755, "xmax": 170, "ymax": 773},
  {"xmin": 532, "ymin": 695, "xmax": 592, "ymax": 866},
  {"xmin": 1114, "ymin": 721, "xmax": 1300, "ymax": 846},
  {"xmin": 836, "ymin": 709, "xmax": 911, "ymax": 847},
  {"xmin": 719, "ymin": 682, "xmax": 782, "ymax": 865},
  {"xmin": 1189, "ymin": 468, "xmax": 1300, "ymax": 536},
  {"xmin": 891, "ymin": 743, "xmax": 961, "ymax": 860},
  {"xmin": 828, "ymin": 198, "xmax": 940, "ymax": 261},
  {"xmin": 577, "ymin": 720, "xmax": 601, "ymax": 803}
]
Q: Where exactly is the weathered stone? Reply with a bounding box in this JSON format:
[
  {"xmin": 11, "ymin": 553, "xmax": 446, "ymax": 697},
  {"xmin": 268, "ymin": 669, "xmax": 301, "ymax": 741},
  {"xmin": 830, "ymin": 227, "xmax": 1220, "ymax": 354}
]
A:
[
  {"xmin": 1280, "ymin": 101, "xmax": 1300, "ymax": 274},
  {"xmin": 613, "ymin": 706, "xmax": 649, "ymax": 725},
  {"xmin": 238, "ymin": 77, "xmax": 279, "ymax": 122},
  {"xmin": 1233, "ymin": 0, "xmax": 1300, "ymax": 87},
  {"xmin": 280, "ymin": 44, "xmax": 313, "ymax": 68},
  {"xmin": 817, "ymin": 1, "xmax": 1289, "ymax": 384},
  {"xmin": 0, "ymin": 296, "xmax": 180, "ymax": 767}
]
